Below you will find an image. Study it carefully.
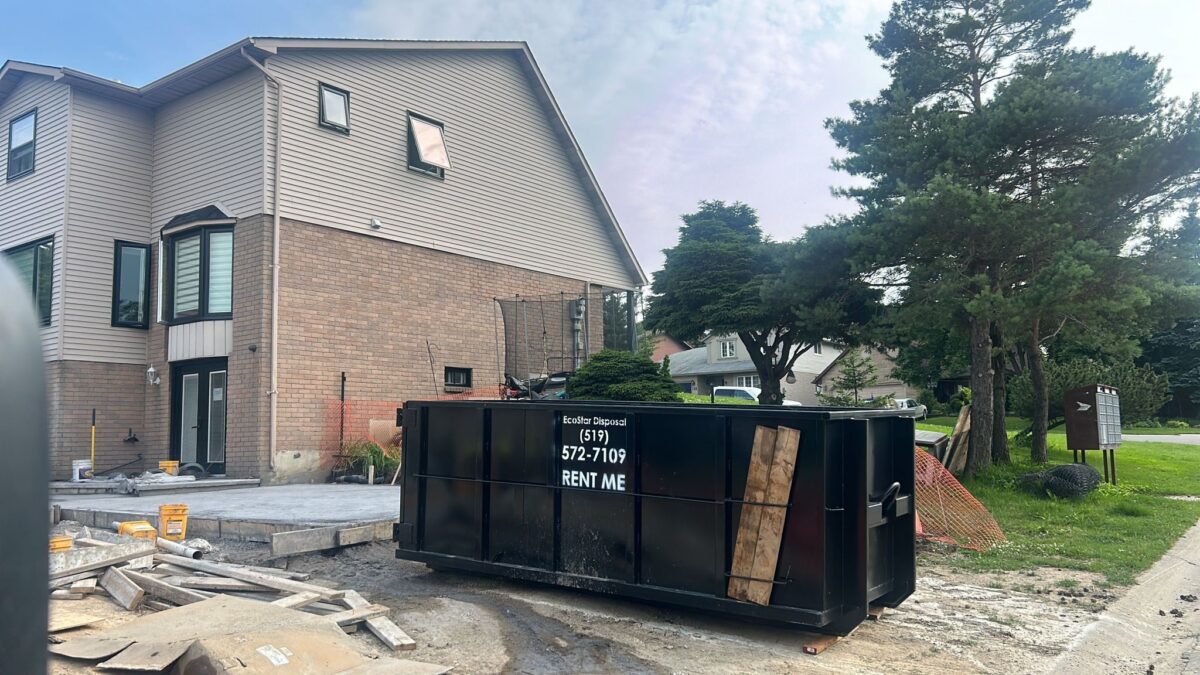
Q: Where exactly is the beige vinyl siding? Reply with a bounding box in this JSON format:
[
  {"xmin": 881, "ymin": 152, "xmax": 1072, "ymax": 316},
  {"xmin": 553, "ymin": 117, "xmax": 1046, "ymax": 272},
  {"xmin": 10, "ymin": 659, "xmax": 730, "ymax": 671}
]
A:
[
  {"xmin": 61, "ymin": 90, "xmax": 153, "ymax": 363},
  {"xmin": 152, "ymin": 66, "xmax": 265, "ymax": 227},
  {"xmin": 0, "ymin": 75, "xmax": 69, "ymax": 359},
  {"xmin": 269, "ymin": 49, "xmax": 637, "ymax": 290},
  {"xmin": 167, "ymin": 319, "xmax": 232, "ymax": 361}
]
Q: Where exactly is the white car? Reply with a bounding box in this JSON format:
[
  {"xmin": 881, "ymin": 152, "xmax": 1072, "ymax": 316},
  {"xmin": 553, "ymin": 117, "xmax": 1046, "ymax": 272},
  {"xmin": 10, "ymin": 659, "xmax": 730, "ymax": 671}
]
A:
[
  {"xmin": 893, "ymin": 397, "xmax": 928, "ymax": 418},
  {"xmin": 712, "ymin": 386, "xmax": 803, "ymax": 406}
]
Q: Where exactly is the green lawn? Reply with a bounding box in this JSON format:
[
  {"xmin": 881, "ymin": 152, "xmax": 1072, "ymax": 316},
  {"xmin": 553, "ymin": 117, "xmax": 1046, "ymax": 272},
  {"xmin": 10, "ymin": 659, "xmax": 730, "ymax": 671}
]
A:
[
  {"xmin": 928, "ymin": 435, "xmax": 1200, "ymax": 585},
  {"xmin": 921, "ymin": 417, "xmax": 1197, "ymax": 436}
]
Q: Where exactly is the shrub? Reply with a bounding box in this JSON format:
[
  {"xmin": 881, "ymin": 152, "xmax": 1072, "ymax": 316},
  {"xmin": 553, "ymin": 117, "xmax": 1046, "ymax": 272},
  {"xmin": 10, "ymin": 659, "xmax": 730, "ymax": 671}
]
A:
[
  {"xmin": 341, "ymin": 438, "xmax": 399, "ymax": 477},
  {"xmin": 568, "ymin": 349, "xmax": 682, "ymax": 402},
  {"xmin": 1010, "ymin": 360, "xmax": 1170, "ymax": 423},
  {"xmin": 1166, "ymin": 419, "xmax": 1191, "ymax": 429}
]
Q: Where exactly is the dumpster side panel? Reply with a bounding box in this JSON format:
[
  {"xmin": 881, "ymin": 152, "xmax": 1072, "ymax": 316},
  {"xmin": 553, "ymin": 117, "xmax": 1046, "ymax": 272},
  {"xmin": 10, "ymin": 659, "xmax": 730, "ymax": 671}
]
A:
[{"xmin": 396, "ymin": 400, "xmax": 916, "ymax": 635}]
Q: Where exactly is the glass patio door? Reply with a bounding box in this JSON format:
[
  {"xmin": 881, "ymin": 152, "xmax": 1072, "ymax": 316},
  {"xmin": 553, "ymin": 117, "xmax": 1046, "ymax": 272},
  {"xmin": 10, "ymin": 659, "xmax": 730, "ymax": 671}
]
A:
[{"xmin": 171, "ymin": 358, "xmax": 228, "ymax": 474}]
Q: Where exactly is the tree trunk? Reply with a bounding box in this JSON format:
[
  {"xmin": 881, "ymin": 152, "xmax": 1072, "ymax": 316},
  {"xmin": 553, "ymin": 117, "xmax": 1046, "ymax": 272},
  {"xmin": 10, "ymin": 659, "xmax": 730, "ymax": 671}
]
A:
[
  {"xmin": 967, "ymin": 315, "xmax": 995, "ymax": 478},
  {"xmin": 759, "ymin": 374, "xmax": 784, "ymax": 405},
  {"xmin": 1029, "ymin": 318, "xmax": 1049, "ymax": 464},
  {"xmin": 990, "ymin": 322, "xmax": 1009, "ymax": 464}
]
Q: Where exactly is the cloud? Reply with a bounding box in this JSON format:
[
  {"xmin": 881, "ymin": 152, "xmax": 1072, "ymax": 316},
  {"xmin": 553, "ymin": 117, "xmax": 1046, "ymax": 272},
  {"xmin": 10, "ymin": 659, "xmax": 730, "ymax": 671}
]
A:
[{"xmin": 349, "ymin": 0, "xmax": 892, "ymax": 274}]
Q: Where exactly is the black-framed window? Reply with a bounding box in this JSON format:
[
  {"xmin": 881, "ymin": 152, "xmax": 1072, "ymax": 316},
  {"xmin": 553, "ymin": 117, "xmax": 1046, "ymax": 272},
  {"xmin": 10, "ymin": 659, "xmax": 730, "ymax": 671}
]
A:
[
  {"xmin": 7, "ymin": 108, "xmax": 36, "ymax": 181},
  {"xmin": 112, "ymin": 241, "xmax": 150, "ymax": 328},
  {"xmin": 166, "ymin": 225, "xmax": 233, "ymax": 323},
  {"xmin": 3, "ymin": 236, "xmax": 53, "ymax": 325},
  {"xmin": 407, "ymin": 112, "xmax": 450, "ymax": 178},
  {"xmin": 318, "ymin": 83, "xmax": 350, "ymax": 134},
  {"xmin": 444, "ymin": 367, "xmax": 472, "ymax": 388}
]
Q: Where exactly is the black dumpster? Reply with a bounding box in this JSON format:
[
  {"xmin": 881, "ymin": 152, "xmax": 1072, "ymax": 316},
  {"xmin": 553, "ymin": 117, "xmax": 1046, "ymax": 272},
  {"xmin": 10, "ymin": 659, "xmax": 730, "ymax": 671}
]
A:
[{"xmin": 394, "ymin": 400, "xmax": 916, "ymax": 635}]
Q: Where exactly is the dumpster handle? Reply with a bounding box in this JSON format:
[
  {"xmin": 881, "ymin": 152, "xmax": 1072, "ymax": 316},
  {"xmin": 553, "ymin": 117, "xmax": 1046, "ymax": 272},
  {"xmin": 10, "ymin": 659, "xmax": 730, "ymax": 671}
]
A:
[{"xmin": 874, "ymin": 482, "xmax": 901, "ymax": 515}]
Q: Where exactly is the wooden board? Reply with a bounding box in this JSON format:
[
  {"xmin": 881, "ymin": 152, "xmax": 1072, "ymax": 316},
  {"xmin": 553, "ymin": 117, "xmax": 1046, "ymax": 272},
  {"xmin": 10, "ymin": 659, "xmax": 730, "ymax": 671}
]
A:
[
  {"xmin": 50, "ymin": 590, "xmax": 84, "ymax": 600},
  {"xmin": 101, "ymin": 568, "xmax": 145, "ymax": 610},
  {"xmin": 727, "ymin": 425, "xmax": 777, "ymax": 601},
  {"xmin": 744, "ymin": 426, "xmax": 802, "ymax": 606},
  {"xmin": 70, "ymin": 578, "xmax": 98, "ymax": 594},
  {"xmin": 49, "ymin": 540, "xmax": 155, "ymax": 579},
  {"xmin": 272, "ymin": 591, "xmax": 322, "ymax": 609},
  {"xmin": 802, "ymin": 633, "xmax": 840, "ymax": 655},
  {"xmin": 948, "ymin": 407, "xmax": 972, "ymax": 476},
  {"xmin": 337, "ymin": 524, "xmax": 376, "ymax": 547},
  {"xmin": 96, "ymin": 640, "xmax": 193, "ymax": 671},
  {"xmin": 341, "ymin": 590, "xmax": 416, "ymax": 651},
  {"xmin": 48, "ymin": 637, "xmax": 135, "ymax": 660},
  {"xmin": 942, "ymin": 404, "xmax": 971, "ymax": 470},
  {"xmin": 154, "ymin": 553, "xmax": 344, "ymax": 600},
  {"xmin": 271, "ymin": 526, "xmax": 342, "ymax": 557},
  {"xmin": 174, "ymin": 576, "xmax": 272, "ymax": 592},
  {"xmin": 220, "ymin": 562, "xmax": 311, "ymax": 581},
  {"xmin": 325, "ymin": 604, "xmax": 389, "ymax": 626},
  {"xmin": 49, "ymin": 570, "xmax": 99, "ymax": 589},
  {"xmin": 123, "ymin": 569, "xmax": 208, "ymax": 606}
]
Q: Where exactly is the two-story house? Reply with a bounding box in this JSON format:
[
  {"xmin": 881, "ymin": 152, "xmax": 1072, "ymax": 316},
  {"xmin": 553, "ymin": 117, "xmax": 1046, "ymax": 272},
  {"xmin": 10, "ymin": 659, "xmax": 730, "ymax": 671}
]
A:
[
  {"xmin": 664, "ymin": 333, "xmax": 839, "ymax": 404},
  {"xmin": 0, "ymin": 38, "xmax": 644, "ymax": 482}
]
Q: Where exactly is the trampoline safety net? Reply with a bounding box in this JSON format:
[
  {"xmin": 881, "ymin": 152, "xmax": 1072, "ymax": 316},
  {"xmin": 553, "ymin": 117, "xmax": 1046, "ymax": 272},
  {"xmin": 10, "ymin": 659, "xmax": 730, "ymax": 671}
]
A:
[{"xmin": 496, "ymin": 290, "xmax": 636, "ymax": 381}]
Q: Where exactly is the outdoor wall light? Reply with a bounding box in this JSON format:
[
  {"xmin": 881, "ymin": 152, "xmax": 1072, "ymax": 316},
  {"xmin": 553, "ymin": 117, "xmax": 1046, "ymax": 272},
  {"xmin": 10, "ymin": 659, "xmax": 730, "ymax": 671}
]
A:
[
  {"xmin": 146, "ymin": 364, "xmax": 161, "ymax": 386},
  {"xmin": 786, "ymin": 370, "xmax": 797, "ymax": 384}
]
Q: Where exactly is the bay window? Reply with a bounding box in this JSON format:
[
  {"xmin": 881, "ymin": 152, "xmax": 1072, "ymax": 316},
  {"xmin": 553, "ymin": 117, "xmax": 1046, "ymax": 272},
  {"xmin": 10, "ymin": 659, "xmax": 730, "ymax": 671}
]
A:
[{"xmin": 166, "ymin": 226, "xmax": 233, "ymax": 322}]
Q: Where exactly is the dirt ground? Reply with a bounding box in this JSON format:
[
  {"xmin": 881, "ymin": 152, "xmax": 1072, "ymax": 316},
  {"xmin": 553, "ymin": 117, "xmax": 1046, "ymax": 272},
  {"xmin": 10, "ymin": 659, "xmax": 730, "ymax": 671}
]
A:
[
  {"xmin": 48, "ymin": 537, "xmax": 1126, "ymax": 674},
  {"xmin": 236, "ymin": 542, "xmax": 1108, "ymax": 674}
]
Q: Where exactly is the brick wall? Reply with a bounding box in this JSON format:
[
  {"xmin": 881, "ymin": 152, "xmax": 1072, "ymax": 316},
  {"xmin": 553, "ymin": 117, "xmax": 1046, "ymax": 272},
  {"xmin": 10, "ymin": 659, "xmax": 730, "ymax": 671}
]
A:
[
  {"xmin": 270, "ymin": 217, "xmax": 602, "ymax": 482},
  {"xmin": 46, "ymin": 360, "xmax": 148, "ymax": 479}
]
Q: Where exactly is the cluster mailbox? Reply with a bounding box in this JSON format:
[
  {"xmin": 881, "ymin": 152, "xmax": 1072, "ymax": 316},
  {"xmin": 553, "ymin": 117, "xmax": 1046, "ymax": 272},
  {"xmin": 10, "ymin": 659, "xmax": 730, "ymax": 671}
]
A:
[{"xmin": 1063, "ymin": 384, "xmax": 1121, "ymax": 483}]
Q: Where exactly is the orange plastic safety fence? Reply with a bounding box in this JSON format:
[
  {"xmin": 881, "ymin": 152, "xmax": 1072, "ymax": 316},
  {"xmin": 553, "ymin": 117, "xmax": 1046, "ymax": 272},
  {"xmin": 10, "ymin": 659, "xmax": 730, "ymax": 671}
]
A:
[{"xmin": 914, "ymin": 447, "xmax": 1006, "ymax": 552}]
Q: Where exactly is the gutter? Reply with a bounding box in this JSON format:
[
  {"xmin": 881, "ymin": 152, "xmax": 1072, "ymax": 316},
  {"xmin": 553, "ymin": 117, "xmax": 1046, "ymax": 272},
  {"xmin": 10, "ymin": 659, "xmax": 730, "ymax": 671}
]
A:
[{"xmin": 240, "ymin": 47, "xmax": 282, "ymax": 472}]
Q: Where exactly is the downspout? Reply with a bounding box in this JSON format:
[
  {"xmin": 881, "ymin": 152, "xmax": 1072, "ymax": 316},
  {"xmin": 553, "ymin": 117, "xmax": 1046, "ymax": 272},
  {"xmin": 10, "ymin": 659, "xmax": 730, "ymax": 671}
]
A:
[{"xmin": 241, "ymin": 47, "xmax": 282, "ymax": 472}]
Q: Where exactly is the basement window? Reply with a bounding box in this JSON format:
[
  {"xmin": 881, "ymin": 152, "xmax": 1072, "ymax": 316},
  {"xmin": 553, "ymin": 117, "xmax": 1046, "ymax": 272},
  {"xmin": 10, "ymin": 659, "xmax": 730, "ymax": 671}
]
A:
[
  {"xmin": 7, "ymin": 108, "xmax": 36, "ymax": 181},
  {"xmin": 444, "ymin": 367, "xmax": 472, "ymax": 389},
  {"xmin": 407, "ymin": 112, "xmax": 450, "ymax": 178},
  {"xmin": 3, "ymin": 235, "xmax": 53, "ymax": 325},
  {"xmin": 112, "ymin": 241, "xmax": 150, "ymax": 328},
  {"xmin": 318, "ymin": 83, "xmax": 350, "ymax": 133}
]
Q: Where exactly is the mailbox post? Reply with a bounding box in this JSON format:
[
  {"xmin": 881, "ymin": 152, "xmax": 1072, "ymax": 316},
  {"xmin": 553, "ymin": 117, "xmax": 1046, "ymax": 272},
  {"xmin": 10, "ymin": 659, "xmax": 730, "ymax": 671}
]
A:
[{"xmin": 1063, "ymin": 384, "xmax": 1121, "ymax": 484}]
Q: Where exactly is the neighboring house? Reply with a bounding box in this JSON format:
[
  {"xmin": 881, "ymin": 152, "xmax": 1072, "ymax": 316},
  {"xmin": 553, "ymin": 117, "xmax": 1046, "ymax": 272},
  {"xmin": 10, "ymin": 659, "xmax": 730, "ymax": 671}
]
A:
[
  {"xmin": 666, "ymin": 334, "xmax": 839, "ymax": 404},
  {"xmin": 0, "ymin": 38, "xmax": 644, "ymax": 482},
  {"xmin": 811, "ymin": 347, "xmax": 920, "ymax": 402},
  {"xmin": 648, "ymin": 333, "xmax": 689, "ymax": 363}
]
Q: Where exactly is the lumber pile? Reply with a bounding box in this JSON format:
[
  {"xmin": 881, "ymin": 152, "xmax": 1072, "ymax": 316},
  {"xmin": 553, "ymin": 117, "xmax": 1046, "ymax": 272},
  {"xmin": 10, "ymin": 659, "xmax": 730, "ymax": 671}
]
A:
[{"xmin": 46, "ymin": 530, "xmax": 416, "ymax": 654}]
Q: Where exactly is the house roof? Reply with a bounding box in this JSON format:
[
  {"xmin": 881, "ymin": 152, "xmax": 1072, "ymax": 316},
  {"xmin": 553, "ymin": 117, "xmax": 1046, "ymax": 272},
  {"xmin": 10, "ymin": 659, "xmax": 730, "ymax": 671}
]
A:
[
  {"xmin": 811, "ymin": 348, "xmax": 853, "ymax": 384},
  {"xmin": 0, "ymin": 37, "xmax": 646, "ymax": 287},
  {"xmin": 667, "ymin": 346, "xmax": 757, "ymax": 377}
]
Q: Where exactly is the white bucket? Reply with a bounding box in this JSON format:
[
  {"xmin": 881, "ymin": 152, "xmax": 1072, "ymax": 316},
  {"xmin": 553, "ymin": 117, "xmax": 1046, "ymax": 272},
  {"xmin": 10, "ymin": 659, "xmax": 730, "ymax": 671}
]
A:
[{"xmin": 71, "ymin": 459, "xmax": 93, "ymax": 482}]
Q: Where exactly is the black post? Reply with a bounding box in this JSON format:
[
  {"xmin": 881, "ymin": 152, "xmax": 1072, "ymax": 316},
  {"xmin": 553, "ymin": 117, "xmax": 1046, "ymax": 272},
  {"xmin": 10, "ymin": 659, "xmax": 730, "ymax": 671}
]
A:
[{"xmin": 339, "ymin": 371, "xmax": 346, "ymax": 449}]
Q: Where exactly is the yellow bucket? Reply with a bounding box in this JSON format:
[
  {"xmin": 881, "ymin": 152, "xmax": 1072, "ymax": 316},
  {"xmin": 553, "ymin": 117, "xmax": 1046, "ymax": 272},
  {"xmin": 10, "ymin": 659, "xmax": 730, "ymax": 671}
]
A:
[
  {"xmin": 158, "ymin": 503, "xmax": 189, "ymax": 541},
  {"xmin": 158, "ymin": 460, "xmax": 180, "ymax": 476},
  {"xmin": 116, "ymin": 520, "xmax": 159, "ymax": 542},
  {"xmin": 49, "ymin": 535, "xmax": 73, "ymax": 553}
]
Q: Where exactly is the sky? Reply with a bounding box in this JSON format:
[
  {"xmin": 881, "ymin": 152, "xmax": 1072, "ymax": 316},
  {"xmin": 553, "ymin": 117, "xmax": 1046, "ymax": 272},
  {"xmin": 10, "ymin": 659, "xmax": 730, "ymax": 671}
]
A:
[{"xmin": 3, "ymin": 0, "xmax": 1198, "ymax": 276}]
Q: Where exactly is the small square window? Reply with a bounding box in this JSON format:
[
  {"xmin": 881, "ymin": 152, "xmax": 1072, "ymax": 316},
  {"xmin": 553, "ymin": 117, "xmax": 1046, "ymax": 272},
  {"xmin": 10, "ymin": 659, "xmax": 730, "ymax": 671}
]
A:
[
  {"xmin": 318, "ymin": 84, "xmax": 350, "ymax": 133},
  {"xmin": 407, "ymin": 112, "xmax": 450, "ymax": 177},
  {"xmin": 7, "ymin": 109, "xmax": 37, "ymax": 181},
  {"xmin": 720, "ymin": 340, "xmax": 737, "ymax": 359},
  {"xmin": 444, "ymin": 367, "xmax": 472, "ymax": 388}
]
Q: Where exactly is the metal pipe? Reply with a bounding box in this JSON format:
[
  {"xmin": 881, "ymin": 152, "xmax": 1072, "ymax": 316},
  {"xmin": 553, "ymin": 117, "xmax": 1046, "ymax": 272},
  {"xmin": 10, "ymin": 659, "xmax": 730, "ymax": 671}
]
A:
[
  {"xmin": 626, "ymin": 289, "xmax": 637, "ymax": 352},
  {"xmin": 241, "ymin": 46, "xmax": 283, "ymax": 472}
]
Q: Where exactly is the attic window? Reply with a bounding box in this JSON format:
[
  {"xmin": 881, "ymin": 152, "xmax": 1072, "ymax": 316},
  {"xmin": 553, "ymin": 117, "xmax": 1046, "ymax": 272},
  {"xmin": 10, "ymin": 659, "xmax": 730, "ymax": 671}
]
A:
[
  {"xmin": 318, "ymin": 84, "xmax": 350, "ymax": 133},
  {"xmin": 407, "ymin": 113, "xmax": 450, "ymax": 177}
]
